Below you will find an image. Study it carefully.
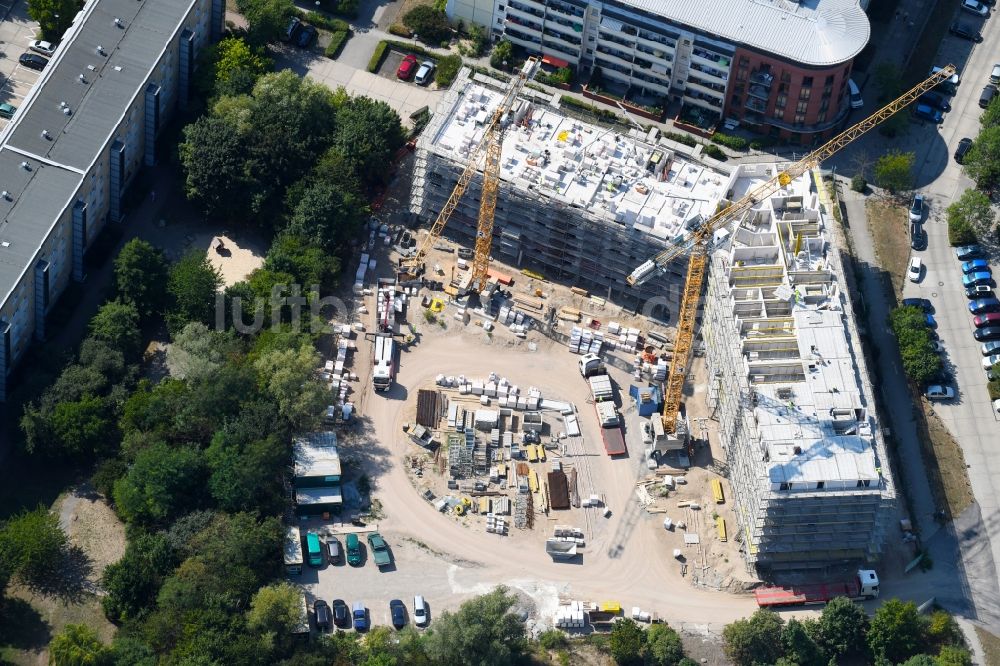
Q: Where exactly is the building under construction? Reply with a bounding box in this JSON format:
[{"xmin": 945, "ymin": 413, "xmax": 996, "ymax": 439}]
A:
[
  {"xmin": 410, "ymin": 69, "xmax": 734, "ymax": 307},
  {"xmin": 703, "ymin": 163, "xmax": 895, "ymax": 573}
]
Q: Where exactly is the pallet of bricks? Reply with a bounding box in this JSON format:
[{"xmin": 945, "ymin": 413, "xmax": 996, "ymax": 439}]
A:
[
  {"xmin": 485, "ymin": 513, "xmax": 508, "ymax": 535},
  {"xmin": 554, "ymin": 602, "xmax": 587, "ymax": 629},
  {"xmin": 553, "ymin": 525, "xmax": 585, "ymax": 546},
  {"xmin": 607, "ymin": 322, "xmax": 640, "ymax": 351},
  {"xmin": 568, "ymin": 326, "xmax": 604, "ymax": 354}
]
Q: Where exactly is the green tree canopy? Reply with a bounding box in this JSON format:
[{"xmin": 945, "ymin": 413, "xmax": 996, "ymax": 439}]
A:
[
  {"xmin": 645, "ymin": 623, "xmax": 685, "ymax": 666},
  {"xmin": 946, "ymin": 188, "xmax": 995, "ymax": 242},
  {"xmin": 253, "ymin": 342, "xmax": 326, "ymax": 429},
  {"xmin": 113, "ymin": 442, "xmax": 207, "ymax": 526},
  {"xmin": 816, "ymin": 596, "xmax": 868, "ymax": 660},
  {"xmin": 285, "ymin": 180, "xmax": 365, "ymax": 253},
  {"xmin": 0, "ymin": 506, "xmax": 67, "ymax": 586},
  {"xmin": 114, "ymin": 239, "xmax": 169, "ymax": 321},
  {"xmin": 722, "ymin": 609, "xmax": 785, "ymax": 666},
  {"xmin": 874, "ymin": 150, "xmax": 915, "ymax": 194},
  {"xmin": 781, "ymin": 618, "xmax": 825, "ymax": 666},
  {"xmin": 48, "ymin": 624, "xmax": 109, "ymax": 666},
  {"xmin": 180, "ymin": 115, "xmax": 254, "ymax": 220},
  {"xmin": 490, "ymin": 40, "xmax": 514, "ymax": 70},
  {"xmin": 937, "ymin": 645, "xmax": 974, "ymax": 666},
  {"xmin": 889, "ymin": 305, "xmax": 942, "ymax": 386},
  {"xmin": 205, "ymin": 36, "xmax": 272, "ymax": 98},
  {"xmin": 166, "ymin": 322, "xmax": 240, "ymax": 382},
  {"xmin": 332, "ymin": 96, "xmax": 406, "ymax": 186},
  {"xmin": 235, "ymin": 0, "xmax": 295, "ymax": 46},
  {"xmin": 89, "ymin": 300, "xmax": 142, "ymax": 362},
  {"xmin": 263, "ymin": 232, "xmax": 342, "ymax": 293},
  {"xmin": 964, "ymin": 125, "xmax": 1000, "ymax": 191},
  {"xmin": 26, "ymin": 0, "xmax": 76, "ymax": 40},
  {"xmin": 609, "ymin": 618, "xmax": 646, "ymax": 665},
  {"xmin": 101, "ymin": 532, "xmax": 175, "ymax": 623},
  {"xmin": 206, "ymin": 432, "xmax": 286, "ymax": 513},
  {"xmin": 246, "ymin": 581, "xmax": 304, "ymax": 636},
  {"xmin": 422, "ymin": 586, "xmax": 526, "ymax": 666},
  {"xmin": 868, "ymin": 599, "xmax": 927, "ymax": 664},
  {"xmin": 403, "ymin": 5, "xmax": 453, "ymax": 44},
  {"xmin": 167, "ymin": 251, "xmax": 223, "ymax": 335}
]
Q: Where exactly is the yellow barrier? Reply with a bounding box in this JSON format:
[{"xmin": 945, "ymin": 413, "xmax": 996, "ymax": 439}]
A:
[
  {"xmin": 711, "ymin": 478, "xmax": 725, "ymax": 504},
  {"xmin": 716, "ymin": 516, "xmax": 727, "ymax": 542}
]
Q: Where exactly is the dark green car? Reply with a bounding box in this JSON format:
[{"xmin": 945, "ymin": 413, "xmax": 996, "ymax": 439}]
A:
[
  {"xmin": 0, "ymin": 103, "xmax": 16, "ymax": 119},
  {"xmin": 346, "ymin": 533, "xmax": 362, "ymax": 566}
]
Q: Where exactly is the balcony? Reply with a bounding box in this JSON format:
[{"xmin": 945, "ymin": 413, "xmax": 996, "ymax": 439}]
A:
[
  {"xmin": 505, "ymin": 14, "xmax": 543, "ymax": 33},
  {"xmin": 505, "ymin": 27, "xmax": 543, "ymax": 47},
  {"xmin": 637, "ymin": 29, "xmax": 673, "ymax": 49},
  {"xmin": 747, "ymin": 84, "xmax": 770, "ymax": 101},
  {"xmin": 692, "ymin": 47, "xmax": 732, "ymax": 68},
  {"xmin": 546, "ymin": 0, "xmax": 584, "ymax": 18},
  {"xmin": 689, "ymin": 62, "xmax": 727, "ymax": 82},
  {"xmin": 745, "ymin": 97, "xmax": 768, "ymax": 113},
  {"xmin": 508, "ymin": 0, "xmax": 545, "ymax": 19},
  {"xmin": 595, "ymin": 44, "xmax": 633, "ymax": 65},
  {"xmin": 749, "ymin": 99, "xmax": 852, "ymax": 135},
  {"xmin": 593, "ymin": 58, "xmax": 632, "ymax": 79},
  {"xmin": 543, "ymin": 27, "xmax": 581, "ymax": 46},
  {"xmin": 750, "ymin": 69, "xmax": 775, "ymax": 87},
  {"xmin": 545, "ymin": 17, "xmax": 584, "ymax": 38},
  {"xmin": 686, "ymin": 74, "xmax": 726, "ymax": 94},
  {"xmin": 598, "ymin": 29, "xmax": 634, "ymax": 49},
  {"xmin": 542, "ymin": 39, "xmax": 581, "ymax": 58}
]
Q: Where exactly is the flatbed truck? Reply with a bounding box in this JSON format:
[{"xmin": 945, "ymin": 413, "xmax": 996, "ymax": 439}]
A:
[
  {"xmin": 754, "ymin": 569, "xmax": 880, "ymax": 607},
  {"xmin": 595, "ymin": 401, "xmax": 626, "ymax": 456}
]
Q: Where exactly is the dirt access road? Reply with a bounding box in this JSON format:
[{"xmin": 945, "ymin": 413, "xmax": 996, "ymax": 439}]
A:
[{"xmin": 348, "ymin": 327, "xmax": 758, "ymax": 628}]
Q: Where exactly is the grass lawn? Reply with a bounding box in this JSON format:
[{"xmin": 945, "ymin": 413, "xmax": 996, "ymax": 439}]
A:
[
  {"xmin": 918, "ymin": 402, "xmax": 974, "ymax": 519},
  {"xmin": 866, "ymin": 198, "xmax": 911, "ymax": 294},
  {"xmin": 978, "ymin": 626, "xmax": 1000, "ymax": 666}
]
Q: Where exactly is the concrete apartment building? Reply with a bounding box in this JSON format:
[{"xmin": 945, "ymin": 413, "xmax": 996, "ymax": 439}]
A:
[
  {"xmin": 446, "ymin": 0, "xmax": 869, "ymax": 142},
  {"xmin": 0, "ymin": 0, "xmax": 223, "ymax": 401},
  {"xmin": 411, "ymin": 70, "xmax": 735, "ymax": 306},
  {"xmin": 703, "ymin": 164, "xmax": 894, "ymax": 572}
]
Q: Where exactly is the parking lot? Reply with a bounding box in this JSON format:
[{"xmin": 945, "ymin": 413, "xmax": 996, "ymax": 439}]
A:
[{"xmin": 0, "ymin": 0, "xmax": 43, "ymax": 128}]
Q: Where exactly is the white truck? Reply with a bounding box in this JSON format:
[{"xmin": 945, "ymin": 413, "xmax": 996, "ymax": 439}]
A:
[
  {"xmin": 373, "ymin": 278, "xmax": 402, "ymax": 392},
  {"xmin": 578, "ymin": 353, "xmax": 605, "ymax": 377}
]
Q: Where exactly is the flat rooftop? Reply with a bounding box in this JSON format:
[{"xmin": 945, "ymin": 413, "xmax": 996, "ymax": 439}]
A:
[
  {"xmin": 720, "ymin": 166, "xmax": 881, "ymax": 490},
  {"xmin": 293, "ymin": 431, "xmax": 342, "ymax": 478},
  {"xmin": 615, "ymin": 0, "xmax": 869, "ymax": 67},
  {"xmin": 0, "ymin": 0, "xmax": 195, "ymax": 305},
  {"xmin": 425, "ymin": 81, "xmax": 731, "ymax": 243}
]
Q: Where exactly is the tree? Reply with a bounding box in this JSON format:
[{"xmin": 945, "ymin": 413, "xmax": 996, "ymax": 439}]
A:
[
  {"xmin": 722, "ymin": 610, "xmax": 785, "ymax": 666},
  {"xmin": 166, "ymin": 322, "xmax": 240, "ymax": 382},
  {"xmin": 235, "ymin": 0, "xmax": 295, "ymax": 46},
  {"xmin": 332, "ymin": 96, "xmax": 406, "ymax": 186},
  {"xmin": 264, "ymin": 233, "xmax": 342, "ymax": 292},
  {"xmin": 490, "ymin": 40, "xmax": 513, "ymax": 70},
  {"xmin": 981, "ymin": 96, "xmax": 1000, "ymax": 129},
  {"xmin": 816, "ymin": 596, "xmax": 868, "ymax": 660},
  {"xmin": 937, "ymin": 645, "xmax": 973, "ymax": 666},
  {"xmin": 0, "ymin": 506, "xmax": 67, "ymax": 586},
  {"xmin": 48, "ymin": 624, "xmax": 109, "ymax": 666},
  {"xmin": 874, "ymin": 150, "xmax": 915, "ymax": 194},
  {"xmin": 180, "ymin": 116, "xmax": 254, "ymax": 220},
  {"xmin": 47, "ymin": 394, "xmax": 116, "ymax": 459},
  {"xmin": 101, "ymin": 532, "xmax": 175, "ymax": 623},
  {"xmin": 609, "ymin": 618, "xmax": 645, "ymax": 665},
  {"xmin": 114, "ymin": 239, "xmax": 169, "ymax": 321},
  {"xmin": 781, "ymin": 619, "xmax": 825, "ymax": 666},
  {"xmin": 422, "ymin": 586, "xmax": 526, "ymax": 666},
  {"xmin": 868, "ymin": 599, "xmax": 927, "ymax": 664},
  {"xmin": 26, "ymin": 0, "xmax": 75, "ymax": 40},
  {"xmin": 247, "ymin": 582, "xmax": 303, "ymax": 636},
  {"xmin": 206, "ymin": 433, "xmax": 286, "ymax": 513},
  {"xmin": 403, "ymin": 5, "xmax": 452, "ymax": 44},
  {"xmin": 108, "ymin": 636, "xmax": 156, "ymax": 666},
  {"xmin": 89, "ymin": 300, "xmax": 142, "ymax": 362},
  {"xmin": 925, "ymin": 611, "xmax": 961, "ymax": 648},
  {"xmin": 889, "ymin": 306, "xmax": 942, "ymax": 386},
  {"xmin": 964, "ymin": 125, "xmax": 1000, "ymax": 191},
  {"xmin": 900, "ymin": 656, "xmax": 938, "ymax": 666},
  {"xmin": 645, "ymin": 623, "xmax": 685, "ymax": 666},
  {"xmin": 286, "ymin": 181, "xmax": 365, "ymax": 252},
  {"xmin": 946, "ymin": 188, "xmax": 996, "ymax": 242},
  {"xmin": 167, "ymin": 251, "xmax": 223, "ymax": 335},
  {"xmin": 211, "ymin": 36, "xmax": 271, "ymax": 98},
  {"xmin": 253, "ymin": 343, "xmax": 327, "ymax": 429},
  {"xmin": 113, "ymin": 442, "xmax": 207, "ymax": 526}
]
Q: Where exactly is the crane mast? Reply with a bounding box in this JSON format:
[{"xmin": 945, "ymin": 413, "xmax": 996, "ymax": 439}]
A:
[{"xmin": 629, "ymin": 65, "xmax": 956, "ymax": 434}]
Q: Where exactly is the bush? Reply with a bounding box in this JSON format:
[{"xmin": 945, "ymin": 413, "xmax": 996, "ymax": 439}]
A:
[
  {"xmin": 536, "ymin": 67, "xmax": 573, "ymax": 87},
  {"xmin": 389, "ymin": 23, "xmax": 412, "ymax": 37},
  {"xmin": 367, "ymin": 41, "xmax": 388, "ymax": 72},
  {"xmin": 403, "ymin": 5, "xmax": 452, "ymax": 44},
  {"xmin": 538, "ymin": 629, "xmax": 568, "ymax": 650},
  {"xmin": 304, "ymin": 11, "xmax": 348, "ymax": 31},
  {"xmin": 851, "ymin": 174, "xmax": 867, "ymax": 192},
  {"xmin": 947, "ymin": 217, "xmax": 978, "ymax": 246},
  {"xmin": 490, "ymin": 39, "xmax": 513, "ymax": 70},
  {"xmin": 710, "ymin": 133, "xmax": 748, "ymax": 151},
  {"xmin": 749, "ymin": 136, "xmax": 779, "ymax": 150},
  {"xmin": 703, "ymin": 144, "xmax": 727, "ymax": 161},
  {"xmin": 889, "ymin": 306, "xmax": 942, "ymax": 386},
  {"xmin": 988, "ymin": 380, "xmax": 1000, "ymax": 400},
  {"xmin": 331, "ymin": 0, "xmax": 358, "ymax": 17},
  {"xmin": 664, "ymin": 131, "xmax": 698, "ymax": 147},
  {"xmin": 325, "ymin": 30, "xmax": 350, "ymax": 58},
  {"xmin": 435, "ymin": 54, "xmax": 462, "ymax": 87}
]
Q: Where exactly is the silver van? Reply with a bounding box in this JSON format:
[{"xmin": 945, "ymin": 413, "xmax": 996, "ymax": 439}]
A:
[
  {"xmin": 848, "ymin": 79, "xmax": 863, "ymax": 109},
  {"xmin": 991, "ymin": 64, "xmax": 1000, "ymax": 85},
  {"xmin": 413, "ymin": 595, "xmax": 428, "ymax": 626}
]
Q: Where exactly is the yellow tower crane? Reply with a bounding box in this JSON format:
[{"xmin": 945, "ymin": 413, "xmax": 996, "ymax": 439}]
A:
[
  {"xmin": 627, "ymin": 65, "xmax": 956, "ymax": 435},
  {"xmin": 402, "ymin": 58, "xmax": 539, "ymax": 290}
]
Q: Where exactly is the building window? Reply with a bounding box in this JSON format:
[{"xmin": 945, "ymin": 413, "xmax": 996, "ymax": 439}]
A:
[
  {"xmin": 735, "ymin": 83, "xmax": 744, "ymax": 93},
  {"xmin": 817, "ymin": 111, "xmax": 827, "ymax": 123},
  {"xmin": 780, "ymin": 71, "xmax": 791, "ymax": 83},
  {"xmin": 776, "ymin": 93, "xmax": 787, "ymax": 108},
  {"xmin": 779, "ymin": 482, "xmax": 790, "ymax": 490},
  {"xmin": 819, "ymin": 98, "xmax": 829, "ymax": 112},
  {"xmin": 825, "ymin": 74, "xmax": 834, "ymax": 85},
  {"xmin": 799, "ymin": 87, "xmax": 811, "ymax": 101},
  {"xmin": 739, "ymin": 55, "xmax": 749, "ymax": 65},
  {"xmin": 816, "ymin": 481, "xmax": 825, "ymax": 489},
  {"xmin": 498, "ymin": 4, "xmax": 504, "ymax": 8},
  {"xmin": 737, "ymin": 67, "xmax": 747, "ymax": 81},
  {"xmin": 796, "ymin": 100, "xmax": 808, "ymax": 113},
  {"xmin": 802, "ymin": 76, "xmax": 813, "ymax": 86},
  {"xmin": 794, "ymin": 113, "xmax": 805, "ymax": 123},
  {"xmin": 772, "ymin": 107, "xmax": 784, "ymax": 120}
]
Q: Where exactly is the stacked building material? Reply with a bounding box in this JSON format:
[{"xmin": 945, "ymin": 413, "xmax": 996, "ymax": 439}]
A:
[
  {"xmin": 554, "ymin": 602, "xmax": 587, "ymax": 629},
  {"xmin": 491, "ymin": 497, "xmax": 510, "ymax": 514},
  {"xmin": 416, "ymin": 389, "xmax": 441, "ymax": 428},
  {"xmin": 486, "ymin": 513, "xmax": 508, "ymax": 535},
  {"xmin": 514, "ymin": 494, "xmax": 529, "ymax": 529},
  {"xmin": 547, "ymin": 470, "xmax": 571, "ymax": 510}
]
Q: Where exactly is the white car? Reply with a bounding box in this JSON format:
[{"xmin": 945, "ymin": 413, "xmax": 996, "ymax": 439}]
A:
[
  {"xmin": 962, "ymin": 0, "xmax": 989, "ymax": 15},
  {"xmin": 931, "ymin": 341, "xmax": 945, "ymax": 353},
  {"xmin": 925, "ymin": 385, "xmax": 955, "ymax": 400},
  {"xmin": 908, "ymin": 257, "xmax": 923, "ymax": 282},
  {"xmin": 414, "ymin": 61, "xmax": 435, "ymax": 85},
  {"xmin": 28, "ymin": 40, "xmax": 54, "ymax": 57},
  {"xmin": 982, "ymin": 354, "xmax": 1000, "ymax": 370},
  {"xmin": 413, "ymin": 595, "xmax": 428, "ymax": 627},
  {"xmin": 994, "ymin": 399, "xmax": 1000, "ymax": 414},
  {"xmin": 909, "ymin": 194, "xmax": 924, "ymax": 222}
]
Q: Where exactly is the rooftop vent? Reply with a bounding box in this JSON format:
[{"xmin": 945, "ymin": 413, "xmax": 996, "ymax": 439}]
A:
[
  {"xmin": 114, "ymin": 17, "xmax": 124, "ymax": 27},
  {"xmin": 63, "ymin": 107, "xmax": 71, "ymax": 116},
  {"xmin": 40, "ymin": 130, "xmax": 50, "ymax": 140},
  {"xmin": 20, "ymin": 161, "xmax": 30, "ymax": 171},
  {"xmin": 1, "ymin": 241, "xmax": 9, "ymax": 248},
  {"xmin": 78, "ymin": 73, "xmax": 87, "ymax": 83},
  {"xmin": 96, "ymin": 45, "xmax": 106, "ymax": 56},
  {"xmin": 1, "ymin": 191, "xmax": 9, "ymax": 201}
]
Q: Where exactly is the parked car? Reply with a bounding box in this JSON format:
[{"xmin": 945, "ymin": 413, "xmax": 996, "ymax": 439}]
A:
[
  {"xmin": 982, "ymin": 341, "xmax": 1000, "ymax": 355},
  {"xmin": 994, "ymin": 398, "xmax": 1000, "ymax": 413},
  {"xmin": 925, "ymin": 385, "xmax": 955, "ymax": 400},
  {"xmin": 919, "ymin": 91, "xmax": 952, "ymax": 112},
  {"xmin": 314, "ymin": 599, "xmax": 332, "ymax": 632},
  {"xmin": 283, "ymin": 16, "xmax": 301, "ymax": 42},
  {"xmin": 327, "ymin": 536, "xmax": 341, "ymax": 564},
  {"xmin": 19, "ymin": 52, "xmax": 48, "ymax": 71},
  {"xmin": 910, "ymin": 223, "xmax": 925, "ymax": 250},
  {"xmin": 413, "ymin": 595, "xmax": 429, "ymax": 627},
  {"xmin": 962, "ymin": 259, "xmax": 991, "ymax": 274},
  {"xmin": 961, "ymin": 0, "xmax": 989, "ymax": 15},
  {"xmin": 296, "ymin": 24, "xmax": 317, "ymax": 48},
  {"xmin": 963, "ymin": 271, "xmax": 993, "ymax": 287},
  {"xmin": 974, "ymin": 326, "xmax": 1000, "ymax": 341},
  {"xmin": 925, "ymin": 314, "xmax": 937, "ymax": 328},
  {"xmin": 932, "ymin": 340, "xmax": 945, "ymax": 353},
  {"xmin": 955, "ymin": 137, "xmax": 974, "ymax": 163},
  {"xmin": 346, "ymin": 533, "xmax": 362, "ymax": 566},
  {"xmin": 975, "ymin": 313, "xmax": 1000, "ymax": 328},
  {"xmin": 968, "ymin": 297, "xmax": 1000, "ymax": 314},
  {"xmin": 908, "ymin": 257, "xmax": 923, "ymax": 282},
  {"xmin": 902, "ymin": 297, "xmax": 933, "ymax": 312},
  {"xmin": 909, "ymin": 194, "xmax": 925, "ymax": 222},
  {"xmin": 397, "ymin": 54, "xmax": 418, "ymax": 80},
  {"xmin": 414, "ymin": 61, "xmax": 435, "ymax": 84},
  {"xmin": 353, "ymin": 602, "xmax": 368, "ymax": 631},
  {"xmin": 0, "ymin": 103, "xmax": 16, "ymax": 119},
  {"xmin": 993, "ymin": 63, "xmax": 1000, "ymax": 85},
  {"xmin": 332, "ymin": 599, "xmax": 350, "ymax": 628},
  {"xmin": 389, "ymin": 599, "xmax": 407, "ymax": 628},
  {"xmin": 848, "ymin": 78, "xmax": 864, "ymax": 109},
  {"xmin": 983, "ymin": 354, "xmax": 1000, "ymax": 369},
  {"xmin": 956, "ymin": 243, "xmax": 983, "ymax": 260},
  {"xmin": 981, "ymin": 84, "xmax": 998, "ymax": 109},
  {"xmin": 966, "ymin": 285, "xmax": 993, "ymax": 299},
  {"xmin": 28, "ymin": 40, "xmax": 55, "ymax": 57},
  {"xmin": 913, "ymin": 103, "xmax": 943, "ymax": 123},
  {"xmin": 949, "ymin": 21, "xmax": 982, "ymax": 41}
]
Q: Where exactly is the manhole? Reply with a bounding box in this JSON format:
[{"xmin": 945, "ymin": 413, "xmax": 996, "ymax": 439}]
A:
[{"xmin": 931, "ymin": 292, "xmax": 938, "ymax": 298}]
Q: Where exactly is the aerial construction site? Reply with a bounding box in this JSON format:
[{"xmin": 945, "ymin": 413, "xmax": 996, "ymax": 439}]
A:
[{"xmin": 298, "ymin": 64, "xmax": 956, "ymax": 633}]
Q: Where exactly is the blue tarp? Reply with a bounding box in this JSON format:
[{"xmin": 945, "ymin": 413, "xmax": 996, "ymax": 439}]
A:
[{"xmin": 629, "ymin": 384, "xmax": 663, "ymax": 417}]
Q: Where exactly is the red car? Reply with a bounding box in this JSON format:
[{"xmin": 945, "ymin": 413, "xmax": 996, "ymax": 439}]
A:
[
  {"xmin": 974, "ymin": 313, "xmax": 1000, "ymax": 328},
  {"xmin": 397, "ymin": 54, "xmax": 418, "ymax": 80}
]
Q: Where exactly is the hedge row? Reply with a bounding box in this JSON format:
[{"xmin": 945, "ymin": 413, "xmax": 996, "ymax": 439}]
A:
[
  {"xmin": 326, "ymin": 30, "xmax": 350, "ymax": 59},
  {"xmin": 367, "ymin": 41, "xmax": 388, "ymax": 72}
]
